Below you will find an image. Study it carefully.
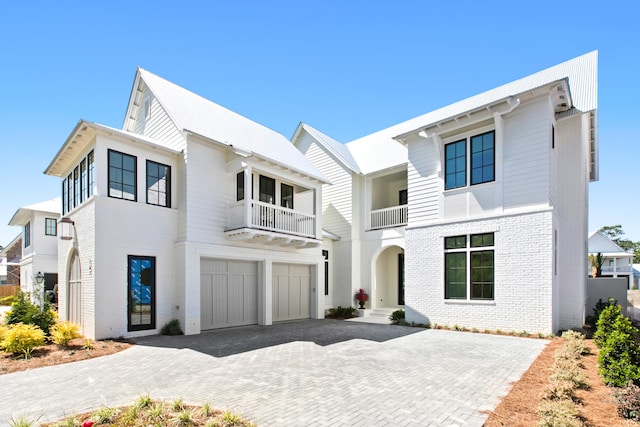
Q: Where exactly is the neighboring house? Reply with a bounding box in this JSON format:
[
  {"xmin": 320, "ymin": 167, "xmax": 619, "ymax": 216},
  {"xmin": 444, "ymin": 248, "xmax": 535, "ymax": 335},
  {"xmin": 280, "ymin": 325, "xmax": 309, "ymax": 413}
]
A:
[
  {"xmin": 8, "ymin": 199, "xmax": 61, "ymax": 296},
  {"xmin": 0, "ymin": 234, "xmax": 22, "ymax": 286},
  {"xmin": 297, "ymin": 51, "xmax": 597, "ymax": 335},
  {"xmin": 588, "ymin": 230, "xmax": 634, "ymax": 288},
  {"xmin": 45, "ymin": 68, "xmax": 329, "ymax": 339}
]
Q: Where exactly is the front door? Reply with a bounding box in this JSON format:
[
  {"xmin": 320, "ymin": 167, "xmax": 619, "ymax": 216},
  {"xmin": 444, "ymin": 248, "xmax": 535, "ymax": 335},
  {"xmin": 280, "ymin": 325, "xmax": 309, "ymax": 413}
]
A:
[
  {"xmin": 128, "ymin": 255, "xmax": 155, "ymax": 331},
  {"xmin": 67, "ymin": 251, "xmax": 82, "ymax": 324}
]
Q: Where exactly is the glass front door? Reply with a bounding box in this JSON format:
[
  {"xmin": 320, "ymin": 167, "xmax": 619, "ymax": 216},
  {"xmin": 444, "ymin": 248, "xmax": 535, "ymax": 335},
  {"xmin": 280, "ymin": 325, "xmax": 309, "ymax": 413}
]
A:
[{"xmin": 128, "ymin": 255, "xmax": 155, "ymax": 331}]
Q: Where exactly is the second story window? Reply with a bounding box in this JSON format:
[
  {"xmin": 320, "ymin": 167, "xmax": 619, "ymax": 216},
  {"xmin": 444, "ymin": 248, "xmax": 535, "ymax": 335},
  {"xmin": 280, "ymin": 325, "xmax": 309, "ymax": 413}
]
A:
[
  {"xmin": 62, "ymin": 150, "xmax": 95, "ymax": 215},
  {"xmin": 259, "ymin": 175, "xmax": 275, "ymax": 204},
  {"xmin": 281, "ymin": 183, "xmax": 294, "ymax": 209},
  {"xmin": 109, "ymin": 150, "xmax": 137, "ymax": 201},
  {"xmin": 45, "ymin": 218, "xmax": 57, "ymax": 236},
  {"xmin": 146, "ymin": 160, "xmax": 171, "ymax": 207},
  {"xmin": 237, "ymin": 172, "xmax": 245, "ymax": 201},
  {"xmin": 24, "ymin": 222, "xmax": 31, "ymax": 248},
  {"xmin": 445, "ymin": 130, "xmax": 495, "ymax": 190}
]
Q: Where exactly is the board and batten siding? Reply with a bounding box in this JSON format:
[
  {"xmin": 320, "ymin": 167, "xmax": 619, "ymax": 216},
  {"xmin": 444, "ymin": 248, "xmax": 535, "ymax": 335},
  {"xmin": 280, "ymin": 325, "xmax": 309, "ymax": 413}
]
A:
[
  {"xmin": 297, "ymin": 133, "xmax": 354, "ymax": 239},
  {"xmin": 502, "ymin": 99, "xmax": 553, "ymax": 210},
  {"xmin": 407, "ymin": 137, "xmax": 439, "ymax": 226},
  {"xmin": 133, "ymin": 92, "xmax": 186, "ymax": 152}
]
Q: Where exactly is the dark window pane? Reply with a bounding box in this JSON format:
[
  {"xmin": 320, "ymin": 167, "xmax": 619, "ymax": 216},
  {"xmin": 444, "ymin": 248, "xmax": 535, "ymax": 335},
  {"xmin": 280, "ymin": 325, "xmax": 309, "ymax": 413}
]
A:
[
  {"xmin": 470, "ymin": 131, "xmax": 495, "ymax": 185},
  {"xmin": 445, "ymin": 252, "xmax": 466, "ymax": 299},
  {"xmin": 445, "ymin": 235, "xmax": 466, "ymax": 249},
  {"xmin": 259, "ymin": 175, "xmax": 275, "ymax": 204},
  {"xmin": 470, "ymin": 250, "xmax": 494, "ymax": 300},
  {"xmin": 281, "ymin": 183, "xmax": 294, "ymax": 209}
]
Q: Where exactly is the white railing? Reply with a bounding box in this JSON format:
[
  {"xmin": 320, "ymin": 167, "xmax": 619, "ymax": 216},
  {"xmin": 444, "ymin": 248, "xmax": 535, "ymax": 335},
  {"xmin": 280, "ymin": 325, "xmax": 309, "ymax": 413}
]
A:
[
  {"xmin": 228, "ymin": 200, "xmax": 316, "ymax": 238},
  {"xmin": 601, "ymin": 265, "xmax": 633, "ymax": 273},
  {"xmin": 370, "ymin": 205, "xmax": 408, "ymax": 229}
]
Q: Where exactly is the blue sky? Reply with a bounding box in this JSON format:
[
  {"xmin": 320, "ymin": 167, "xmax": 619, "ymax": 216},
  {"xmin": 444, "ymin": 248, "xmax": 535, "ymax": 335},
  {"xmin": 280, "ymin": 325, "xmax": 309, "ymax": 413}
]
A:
[{"xmin": 0, "ymin": 1, "xmax": 637, "ymax": 246}]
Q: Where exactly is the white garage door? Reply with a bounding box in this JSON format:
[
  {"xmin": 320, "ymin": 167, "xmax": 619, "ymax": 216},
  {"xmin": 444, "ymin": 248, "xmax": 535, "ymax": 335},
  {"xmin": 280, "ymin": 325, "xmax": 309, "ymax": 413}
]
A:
[
  {"xmin": 201, "ymin": 259, "xmax": 258, "ymax": 330},
  {"xmin": 272, "ymin": 263, "xmax": 311, "ymax": 322}
]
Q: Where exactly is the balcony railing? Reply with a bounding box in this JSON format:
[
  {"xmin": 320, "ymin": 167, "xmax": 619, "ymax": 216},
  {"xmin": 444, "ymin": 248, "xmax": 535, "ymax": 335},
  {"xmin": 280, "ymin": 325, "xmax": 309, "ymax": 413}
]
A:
[
  {"xmin": 370, "ymin": 205, "xmax": 408, "ymax": 230},
  {"xmin": 601, "ymin": 265, "xmax": 633, "ymax": 273},
  {"xmin": 228, "ymin": 200, "xmax": 316, "ymax": 238}
]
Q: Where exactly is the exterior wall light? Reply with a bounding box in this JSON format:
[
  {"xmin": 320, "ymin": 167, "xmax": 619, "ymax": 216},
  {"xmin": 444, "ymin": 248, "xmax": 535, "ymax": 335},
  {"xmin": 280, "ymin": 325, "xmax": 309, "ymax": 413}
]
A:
[{"xmin": 59, "ymin": 217, "xmax": 75, "ymax": 240}]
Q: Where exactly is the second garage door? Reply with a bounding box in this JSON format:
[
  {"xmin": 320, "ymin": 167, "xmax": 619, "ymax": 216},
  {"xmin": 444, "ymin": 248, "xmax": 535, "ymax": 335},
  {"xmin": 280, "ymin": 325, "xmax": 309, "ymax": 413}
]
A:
[
  {"xmin": 201, "ymin": 259, "xmax": 258, "ymax": 330},
  {"xmin": 272, "ymin": 263, "xmax": 311, "ymax": 322}
]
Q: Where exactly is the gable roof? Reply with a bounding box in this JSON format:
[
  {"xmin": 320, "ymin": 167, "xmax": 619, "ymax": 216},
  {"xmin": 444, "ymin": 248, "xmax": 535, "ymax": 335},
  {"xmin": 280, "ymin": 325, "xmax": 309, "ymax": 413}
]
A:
[
  {"xmin": 345, "ymin": 134, "xmax": 407, "ymax": 175},
  {"xmin": 588, "ymin": 230, "xmax": 633, "ymax": 257},
  {"xmin": 9, "ymin": 197, "xmax": 61, "ymax": 226},
  {"xmin": 292, "ymin": 123, "xmax": 362, "ymax": 175},
  {"xmin": 128, "ymin": 69, "xmax": 328, "ymax": 183}
]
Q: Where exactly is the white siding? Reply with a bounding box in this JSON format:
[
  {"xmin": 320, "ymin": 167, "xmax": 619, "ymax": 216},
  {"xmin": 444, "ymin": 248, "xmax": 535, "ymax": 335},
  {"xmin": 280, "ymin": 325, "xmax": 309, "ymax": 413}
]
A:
[
  {"xmin": 133, "ymin": 92, "xmax": 185, "ymax": 151},
  {"xmin": 555, "ymin": 114, "xmax": 589, "ymax": 330},
  {"xmin": 503, "ymin": 99, "xmax": 552, "ymax": 209},
  {"xmin": 297, "ymin": 133, "xmax": 353, "ymax": 239},
  {"xmin": 407, "ymin": 136, "xmax": 439, "ymax": 226}
]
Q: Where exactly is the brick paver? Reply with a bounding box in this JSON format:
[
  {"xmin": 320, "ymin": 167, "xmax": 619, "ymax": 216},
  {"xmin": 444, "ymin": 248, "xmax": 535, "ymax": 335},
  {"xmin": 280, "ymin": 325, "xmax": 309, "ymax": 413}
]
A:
[{"xmin": 0, "ymin": 320, "xmax": 547, "ymax": 426}]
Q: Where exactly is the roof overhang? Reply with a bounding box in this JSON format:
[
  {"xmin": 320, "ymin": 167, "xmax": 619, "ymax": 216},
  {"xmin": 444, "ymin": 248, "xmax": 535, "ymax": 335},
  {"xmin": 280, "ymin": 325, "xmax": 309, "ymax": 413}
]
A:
[
  {"xmin": 394, "ymin": 79, "xmax": 571, "ymax": 143},
  {"xmin": 45, "ymin": 120, "xmax": 181, "ymax": 177}
]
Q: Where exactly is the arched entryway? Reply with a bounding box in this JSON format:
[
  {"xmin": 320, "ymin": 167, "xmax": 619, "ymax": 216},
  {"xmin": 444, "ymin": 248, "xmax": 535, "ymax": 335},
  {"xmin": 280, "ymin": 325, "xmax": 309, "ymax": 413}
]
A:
[
  {"xmin": 67, "ymin": 249, "xmax": 82, "ymax": 325},
  {"xmin": 373, "ymin": 245, "xmax": 405, "ymax": 309}
]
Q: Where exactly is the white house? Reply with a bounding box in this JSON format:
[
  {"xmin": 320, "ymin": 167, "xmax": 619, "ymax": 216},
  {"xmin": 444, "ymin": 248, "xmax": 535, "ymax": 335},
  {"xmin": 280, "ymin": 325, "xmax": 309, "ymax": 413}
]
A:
[
  {"xmin": 45, "ymin": 69, "xmax": 329, "ymax": 339},
  {"xmin": 296, "ymin": 51, "xmax": 597, "ymax": 335},
  {"xmin": 8, "ymin": 198, "xmax": 61, "ymax": 296},
  {"xmin": 588, "ymin": 230, "xmax": 634, "ymax": 288}
]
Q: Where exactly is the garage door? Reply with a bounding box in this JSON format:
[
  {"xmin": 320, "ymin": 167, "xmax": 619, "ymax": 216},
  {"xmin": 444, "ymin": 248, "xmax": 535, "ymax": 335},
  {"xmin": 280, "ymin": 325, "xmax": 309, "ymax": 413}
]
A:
[
  {"xmin": 201, "ymin": 259, "xmax": 258, "ymax": 330},
  {"xmin": 272, "ymin": 263, "xmax": 311, "ymax": 322}
]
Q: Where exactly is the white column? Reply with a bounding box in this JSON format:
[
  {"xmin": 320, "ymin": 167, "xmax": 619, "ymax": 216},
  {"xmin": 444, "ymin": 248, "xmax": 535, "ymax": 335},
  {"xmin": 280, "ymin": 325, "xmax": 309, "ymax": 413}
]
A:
[{"xmin": 244, "ymin": 166, "xmax": 252, "ymax": 227}]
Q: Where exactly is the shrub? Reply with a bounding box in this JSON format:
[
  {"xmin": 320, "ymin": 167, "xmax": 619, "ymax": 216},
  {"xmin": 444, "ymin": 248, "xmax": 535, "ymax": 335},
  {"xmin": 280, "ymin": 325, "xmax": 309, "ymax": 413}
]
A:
[
  {"xmin": 2, "ymin": 323, "xmax": 45, "ymax": 358},
  {"xmin": 614, "ymin": 382, "xmax": 640, "ymax": 421},
  {"xmin": 587, "ymin": 297, "xmax": 617, "ymax": 327},
  {"xmin": 50, "ymin": 321, "xmax": 81, "ymax": 346},
  {"xmin": 5, "ymin": 291, "xmax": 57, "ymax": 336},
  {"xmin": 560, "ymin": 330, "xmax": 589, "ymax": 357},
  {"xmin": 542, "ymin": 380, "xmax": 576, "ymax": 401},
  {"xmin": 389, "ymin": 309, "xmax": 405, "ymax": 325},
  {"xmin": 537, "ymin": 399, "xmax": 583, "ymax": 427},
  {"xmin": 327, "ymin": 306, "xmax": 356, "ymax": 319},
  {"xmin": 593, "ymin": 303, "xmax": 623, "ymax": 348},
  {"xmin": 598, "ymin": 315, "xmax": 640, "ymax": 387},
  {"xmin": 160, "ymin": 319, "xmax": 184, "ymax": 336}
]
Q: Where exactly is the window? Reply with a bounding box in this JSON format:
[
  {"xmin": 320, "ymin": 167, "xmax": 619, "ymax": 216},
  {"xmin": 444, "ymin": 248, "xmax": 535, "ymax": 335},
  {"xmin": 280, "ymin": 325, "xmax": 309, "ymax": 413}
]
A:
[
  {"xmin": 281, "ymin": 183, "xmax": 294, "ymax": 209},
  {"xmin": 445, "ymin": 140, "xmax": 466, "ymax": 190},
  {"xmin": 444, "ymin": 232, "xmax": 494, "ymax": 300},
  {"xmin": 445, "ymin": 130, "xmax": 495, "ymax": 190},
  {"xmin": 80, "ymin": 159, "xmax": 87, "ymax": 203},
  {"xmin": 87, "ymin": 150, "xmax": 94, "ymax": 198},
  {"xmin": 236, "ymin": 172, "xmax": 245, "ymax": 201},
  {"xmin": 24, "ymin": 222, "xmax": 31, "ymax": 248},
  {"xmin": 322, "ymin": 250, "xmax": 329, "ymax": 296},
  {"xmin": 62, "ymin": 179, "xmax": 68, "ymax": 215},
  {"xmin": 66, "ymin": 173, "xmax": 73, "ymax": 212},
  {"xmin": 108, "ymin": 150, "xmax": 137, "ymax": 201},
  {"xmin": 73, "ymin": 166, "xmax": 79, "ymax": 207},
  {"xmin": 399, "ymin": 189, "xmax": 408, "ymax": 205},
  {"xmin": 45, "ymin": 218, "xmax": 57, "ymax": 236},
  {"xmin": 146, "ymin": 160, "xmax": 171, "ymax": 207},
  {"xmin": 259, "ymin": 175, "xmax": 275, "ymax": 204},
  {"xmin": 128, "ymin": 255, "xmax": 155, "ymax": 331},
  {"xmin": 470, "ymin": 131, "xmax": 494, "ymax": 185}
]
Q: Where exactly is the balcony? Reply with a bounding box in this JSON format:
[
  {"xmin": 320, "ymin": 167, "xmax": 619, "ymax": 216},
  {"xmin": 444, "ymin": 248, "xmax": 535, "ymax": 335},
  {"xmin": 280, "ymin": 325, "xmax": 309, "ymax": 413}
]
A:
[
  {"xmin": 225, "ymin": 200, "xmax": 320, "ymax": 248},
  {"xmin": 370, "ymin": 205, "xmax": 408, "ymax": 229}
]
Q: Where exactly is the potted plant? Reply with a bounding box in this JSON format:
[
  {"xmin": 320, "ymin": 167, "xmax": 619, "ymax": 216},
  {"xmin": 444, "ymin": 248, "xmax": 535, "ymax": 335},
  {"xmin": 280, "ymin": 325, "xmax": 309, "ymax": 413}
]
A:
[{"xmin": 355, "ymin": 288, "xmax": 369, "ymax": 309}]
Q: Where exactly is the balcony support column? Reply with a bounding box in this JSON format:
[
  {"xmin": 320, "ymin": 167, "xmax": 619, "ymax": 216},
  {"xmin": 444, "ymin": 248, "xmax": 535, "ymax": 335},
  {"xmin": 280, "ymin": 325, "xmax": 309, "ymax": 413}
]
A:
[
  {"xmin": 244, "ymin": 166, "xmax": 252, "ymax": 227},
  {"xmin": 314, "ymin": 188, "xmax": 322, "ymax": 239}
]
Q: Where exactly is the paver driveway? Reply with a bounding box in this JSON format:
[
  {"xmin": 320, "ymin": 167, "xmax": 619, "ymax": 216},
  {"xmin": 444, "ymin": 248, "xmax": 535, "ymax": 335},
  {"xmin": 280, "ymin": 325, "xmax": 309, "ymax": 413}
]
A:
[{"xmin": 0, "ymin": 320, "xmax": 547, "ymax": 426}]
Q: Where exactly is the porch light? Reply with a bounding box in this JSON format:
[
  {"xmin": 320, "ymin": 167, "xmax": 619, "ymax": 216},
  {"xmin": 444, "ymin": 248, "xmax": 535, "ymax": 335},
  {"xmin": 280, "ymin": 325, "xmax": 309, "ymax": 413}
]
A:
[
  {"xmin": 59, "ymin": 217, "xmax": 75, "ymax": 240},
  {"xmin": 35, "ymin": 271, "xmax": 45, "ymax": 285}
]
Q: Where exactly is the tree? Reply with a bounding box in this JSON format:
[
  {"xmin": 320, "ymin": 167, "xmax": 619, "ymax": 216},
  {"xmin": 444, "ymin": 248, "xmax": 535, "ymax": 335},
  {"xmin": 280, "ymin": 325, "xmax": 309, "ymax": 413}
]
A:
[{"xmin": 600, "ymin": 225, "xmax": 640, "ymax": 263}]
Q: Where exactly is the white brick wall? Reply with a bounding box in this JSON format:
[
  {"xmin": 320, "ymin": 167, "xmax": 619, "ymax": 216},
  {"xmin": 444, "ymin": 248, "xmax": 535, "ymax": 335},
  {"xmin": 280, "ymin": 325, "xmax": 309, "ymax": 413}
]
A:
[{"xmin": 405, "ymin": 209, "xmax": 556, "ymax": 334}]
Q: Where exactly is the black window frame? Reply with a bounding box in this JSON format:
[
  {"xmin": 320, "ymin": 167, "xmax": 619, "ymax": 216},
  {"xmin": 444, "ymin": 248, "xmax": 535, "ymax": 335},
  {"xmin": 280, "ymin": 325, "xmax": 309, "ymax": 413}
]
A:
[
  {"xmin": 399, "ymin": 189, "xmax": 408, "ymax": 205},
  {"xmin": 281, "ymin": 183, "xmax": 294, "ymax": 209},
  {"xmin": 108, "ymin": 149, "xmax": 137, "ymax": 201},
  {"xmin": 236, "ymin": 171, "xmax": 245, "ymax": 201},
  {"xmin": 146, "ymin": 159, "xmax": 171, "ymax": 208},
  {"xmin": 259, "ymin": 175, "xmax": 275, "ymax": 204},
  {"xmin": 24, "ymin": 221, "xmax": 31, "ymax": 248},
  {"xmin": 322, "ymin": 250, "xmax": 329, "ymax": 296},
  {"xmin": 444, "ymin": 232, "xmax": 495, "ymax": 301},
  {"xmin": 45, "ymin": 218, "xmax": 57, "ymax": 236},
  {"xmin": 444, "ymin": 130, "xmax": 496, "ymax": 190}
]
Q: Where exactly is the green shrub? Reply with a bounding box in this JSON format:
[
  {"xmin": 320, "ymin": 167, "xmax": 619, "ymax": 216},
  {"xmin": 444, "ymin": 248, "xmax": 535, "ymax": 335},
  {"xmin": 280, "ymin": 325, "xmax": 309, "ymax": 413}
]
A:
[
  {"xmin": 593, "ymin": 303, "xmax": 623, "ymax": 348},
  {"xmin": 542, "ymin": 380, "xmax": 576, "ymax": 401},
  {"xmin": 389, "ymin": 309, "xmax": 405, "ymax": 325},
  {"xmin": 5, "ymin": 291, "xmax": 57, "ymax": 336},
  {"xmin": 2, "ymin": 323, "xmax": 45, "ymax": 358},
  {"xmin": 598, "ymin": 315, "xmax": 640, "ymax": 387},
  {"xmin": 160, "ymin": 319, "xmax": 184, "ymax": 336},
  {"xmin": 326, "ymin": 306, "xmax": 356, "ymax": 319},
  {"xmin": 587, "ymin": 297, "xmax": 617, "ymax": 327},
  {"xmin": 614, "ymin": 382, "xmax": 640, "ymax": 421},
  {"xmin": 50, "ymin": 321, "xmax": 81, "ymax": 346}
]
